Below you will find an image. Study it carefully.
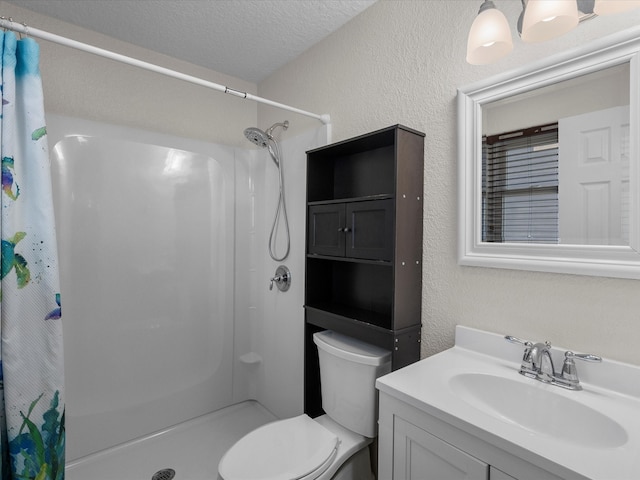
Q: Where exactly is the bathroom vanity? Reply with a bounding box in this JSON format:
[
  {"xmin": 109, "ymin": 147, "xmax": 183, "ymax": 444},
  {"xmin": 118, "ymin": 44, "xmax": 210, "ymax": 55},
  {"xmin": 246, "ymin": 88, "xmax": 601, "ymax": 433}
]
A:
[{"xmin": 376, "ymin": 326, "xmax": 640, "ymax": 480}]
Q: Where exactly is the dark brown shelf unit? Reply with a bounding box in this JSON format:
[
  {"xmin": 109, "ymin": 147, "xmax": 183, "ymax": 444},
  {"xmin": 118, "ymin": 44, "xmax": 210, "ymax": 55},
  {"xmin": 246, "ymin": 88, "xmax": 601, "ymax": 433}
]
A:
[{"xmin": 304, "ymin": 124, "xmax": 425, "ymax": 417}]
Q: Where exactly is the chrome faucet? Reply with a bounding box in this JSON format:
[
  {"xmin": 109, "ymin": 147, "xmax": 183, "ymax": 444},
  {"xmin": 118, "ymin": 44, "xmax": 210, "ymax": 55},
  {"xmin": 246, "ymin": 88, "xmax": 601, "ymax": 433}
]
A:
[
  {"xmin": 505, "ymin": 335, "xmax": 601, "ymax": 390},
  {"xmin": 529, "ymin": 341, "xmax": 555, "ymax": 382}
]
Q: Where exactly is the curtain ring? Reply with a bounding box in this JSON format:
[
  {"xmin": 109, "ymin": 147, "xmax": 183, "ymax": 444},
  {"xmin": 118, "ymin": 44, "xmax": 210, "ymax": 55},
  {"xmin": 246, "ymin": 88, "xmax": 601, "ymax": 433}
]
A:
[{"xmin": 1, "ymin": 17, "xmax": 14, "ymax": 34}]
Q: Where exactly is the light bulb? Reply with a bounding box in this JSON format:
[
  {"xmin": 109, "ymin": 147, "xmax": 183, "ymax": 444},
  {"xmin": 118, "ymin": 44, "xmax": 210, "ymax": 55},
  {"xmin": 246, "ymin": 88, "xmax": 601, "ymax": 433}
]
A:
[
  {"xmin": 594, "ymin": 0, "xmax": 640, "ymax": 15},
  {"xmin": 466, "ymin": 1, "xmax": 513, "ymax": 65},
  {"xmin": 522, "ymin": 0, "xmax": 579, "ymax": 43}
]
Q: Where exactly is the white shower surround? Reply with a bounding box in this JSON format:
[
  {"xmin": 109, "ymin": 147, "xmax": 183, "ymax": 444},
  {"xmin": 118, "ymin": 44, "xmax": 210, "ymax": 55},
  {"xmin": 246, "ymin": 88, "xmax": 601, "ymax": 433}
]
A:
[{"xmin": 47, "ymin": 114, "xmax": 327, "ymax": 461}]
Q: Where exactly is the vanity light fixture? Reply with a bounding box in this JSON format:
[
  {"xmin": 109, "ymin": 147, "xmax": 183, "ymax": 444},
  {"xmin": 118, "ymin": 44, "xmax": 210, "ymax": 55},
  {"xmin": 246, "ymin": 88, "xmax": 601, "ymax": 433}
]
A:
[
  {"xmin": 466, "ymin": 0, "xmax": 513, "ymax": 65},
  {"xmin": 466, "ymin": 0, "xmax": 640, "ymax": 64}
]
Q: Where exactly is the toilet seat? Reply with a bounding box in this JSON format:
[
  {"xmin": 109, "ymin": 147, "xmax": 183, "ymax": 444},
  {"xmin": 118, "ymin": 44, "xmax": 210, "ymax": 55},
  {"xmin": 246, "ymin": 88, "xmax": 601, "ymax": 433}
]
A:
[{"xmin": 218, "ymin": 414, "xmax": 340, "ymax": 480}]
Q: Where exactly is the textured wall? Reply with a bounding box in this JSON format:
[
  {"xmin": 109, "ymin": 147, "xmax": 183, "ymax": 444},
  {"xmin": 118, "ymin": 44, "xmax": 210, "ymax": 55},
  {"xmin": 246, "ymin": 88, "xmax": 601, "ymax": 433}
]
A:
[{"xmin": 258, "ymin": 0, "xmax": 640, "ymax": 365}]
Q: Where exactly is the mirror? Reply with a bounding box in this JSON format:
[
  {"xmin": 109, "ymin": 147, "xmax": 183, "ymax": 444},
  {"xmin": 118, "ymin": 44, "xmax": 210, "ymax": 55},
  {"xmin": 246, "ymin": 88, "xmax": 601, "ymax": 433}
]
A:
[
  {"xmin": 458, "ymin": 27, "xmax": 640, "ymax": 279},
  {"xmin": 483, "ymin": 64, "xmax": 629, "ymax": 246}
]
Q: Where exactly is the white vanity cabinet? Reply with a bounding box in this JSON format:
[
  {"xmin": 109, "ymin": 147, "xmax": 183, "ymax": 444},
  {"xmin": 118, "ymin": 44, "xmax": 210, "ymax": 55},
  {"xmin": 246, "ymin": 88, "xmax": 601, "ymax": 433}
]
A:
[
  {"xmin": 378, "ymin": 391, "xmax": 562, "ymax": 480},
  {"xmin": 376, "ymin": 326, "xmax": 640, "ymax": 480}
]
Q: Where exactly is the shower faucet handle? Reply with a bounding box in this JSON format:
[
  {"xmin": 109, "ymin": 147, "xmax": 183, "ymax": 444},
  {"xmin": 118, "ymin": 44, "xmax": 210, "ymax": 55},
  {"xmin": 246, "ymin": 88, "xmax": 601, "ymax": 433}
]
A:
[
  {"xmin": 269, "ymin": 265, "xmax": 291, "ymax": 292},
  {"xmin": 269, "ymin": 275, "xmax": 281, "ymax": 290}
]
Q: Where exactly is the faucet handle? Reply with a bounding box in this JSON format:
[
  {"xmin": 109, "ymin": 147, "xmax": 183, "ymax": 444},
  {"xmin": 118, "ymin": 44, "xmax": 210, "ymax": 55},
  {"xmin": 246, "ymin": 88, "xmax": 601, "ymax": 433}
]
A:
[
  {"xmin": 504, "ymin": 335, "xmax": 532, "ymax": 347},
  {"xmin": 505, "ymin": 335, "xmax": 536, "ymax": 376},
  {"xmin": 566, "ymin": 351, "xmax": 602, "ymax": 363},
  {"xmin": 558, "ymin": 351, "xmax": 602, "ymax": 390}
]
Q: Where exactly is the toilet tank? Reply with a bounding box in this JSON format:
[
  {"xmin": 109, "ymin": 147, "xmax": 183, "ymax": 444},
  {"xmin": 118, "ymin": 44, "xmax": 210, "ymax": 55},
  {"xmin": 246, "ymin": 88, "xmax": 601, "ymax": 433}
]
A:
[{"xmin": 313, "ymin": 330, "xmax": 392, "ymax": 438}]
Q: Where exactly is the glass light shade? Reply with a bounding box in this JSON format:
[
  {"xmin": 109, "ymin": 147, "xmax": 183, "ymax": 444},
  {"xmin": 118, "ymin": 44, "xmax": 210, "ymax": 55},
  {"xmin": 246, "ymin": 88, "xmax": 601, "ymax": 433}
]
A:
[
  {"xmin": 594, "ymin": 0, "xmax": 640, "ymax": 15},
  {"xmin": 466, "ymin": 5, "xmax": 513, "ymax": 65},
  {"xmin": 521, "ymin": 0, "xmax": 579, "ymax": 43}
]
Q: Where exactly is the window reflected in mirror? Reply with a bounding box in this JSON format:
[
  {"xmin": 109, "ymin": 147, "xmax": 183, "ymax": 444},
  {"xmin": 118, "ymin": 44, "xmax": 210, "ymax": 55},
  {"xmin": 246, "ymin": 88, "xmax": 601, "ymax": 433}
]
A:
[
  {"xmin": 482, "ymin": 64, "xmax": 629, "ymax": 246},
  {"xmin": 483, "ymin": 123, "xmax": 558, "ymax": 243}
]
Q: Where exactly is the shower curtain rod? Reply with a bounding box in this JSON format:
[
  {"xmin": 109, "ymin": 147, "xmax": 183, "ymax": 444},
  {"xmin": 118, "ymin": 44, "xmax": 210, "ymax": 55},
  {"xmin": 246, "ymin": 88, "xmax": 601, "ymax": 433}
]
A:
[{"xmin": 0, "ymin": 17, "xmax": 331, "ymax": 125}]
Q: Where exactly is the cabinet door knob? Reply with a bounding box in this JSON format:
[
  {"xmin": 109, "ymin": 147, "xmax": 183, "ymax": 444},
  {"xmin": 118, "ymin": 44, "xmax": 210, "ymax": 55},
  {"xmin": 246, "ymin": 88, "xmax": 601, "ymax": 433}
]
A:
[{"xmin": 343, "ymin": 227, "xmax": 351, "ymax": 233}]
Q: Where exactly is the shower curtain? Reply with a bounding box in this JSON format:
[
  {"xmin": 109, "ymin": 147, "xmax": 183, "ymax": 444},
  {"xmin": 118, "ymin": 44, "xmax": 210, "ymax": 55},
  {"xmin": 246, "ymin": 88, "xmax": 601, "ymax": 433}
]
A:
[{"xmin": 0, "ymin": 31, "xmax": 65, "ymax": 480}]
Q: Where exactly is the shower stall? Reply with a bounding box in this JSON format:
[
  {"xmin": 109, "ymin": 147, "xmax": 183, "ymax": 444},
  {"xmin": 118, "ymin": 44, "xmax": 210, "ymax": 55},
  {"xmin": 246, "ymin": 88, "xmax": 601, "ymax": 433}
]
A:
[{"xmin": 46, "ymin": 114, "xmax": 328, "ymax": 475}]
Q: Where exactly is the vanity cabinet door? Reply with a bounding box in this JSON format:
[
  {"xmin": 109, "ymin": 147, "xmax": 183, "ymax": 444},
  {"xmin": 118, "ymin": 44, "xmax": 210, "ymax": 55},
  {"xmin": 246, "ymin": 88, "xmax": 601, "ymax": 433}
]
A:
[
  {"xmin": 393, "ymin": 417, "xmax": 489, "ymax": 479},
  {"xmin": 490, "ymin": 467, "xmax": 518, "ymax": 480}
]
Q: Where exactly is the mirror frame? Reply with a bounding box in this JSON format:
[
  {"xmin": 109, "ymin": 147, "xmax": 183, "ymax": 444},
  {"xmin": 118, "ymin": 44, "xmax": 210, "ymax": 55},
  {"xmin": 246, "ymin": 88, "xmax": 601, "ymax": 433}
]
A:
[{"xmin": 458, "ymin": 26, "xmax": 640, "ymax": 280}]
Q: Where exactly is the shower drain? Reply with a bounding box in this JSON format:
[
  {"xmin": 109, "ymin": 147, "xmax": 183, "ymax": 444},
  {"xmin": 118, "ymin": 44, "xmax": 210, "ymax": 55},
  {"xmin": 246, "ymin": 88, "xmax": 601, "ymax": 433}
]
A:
[{"xmin": 152, "ymin": 468, "xmax": 175, "ymax": 480}]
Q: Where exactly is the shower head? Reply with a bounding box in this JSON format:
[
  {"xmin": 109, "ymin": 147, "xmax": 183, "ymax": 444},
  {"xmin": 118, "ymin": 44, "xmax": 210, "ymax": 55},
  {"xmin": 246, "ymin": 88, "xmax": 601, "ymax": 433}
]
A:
[
  {"xmin": 244, "ymin": 127, "xmax": 270, "ymax": 148},
  {"xmin": 243, "ymin": 120, "xmax": 289, "ymax": 148}
]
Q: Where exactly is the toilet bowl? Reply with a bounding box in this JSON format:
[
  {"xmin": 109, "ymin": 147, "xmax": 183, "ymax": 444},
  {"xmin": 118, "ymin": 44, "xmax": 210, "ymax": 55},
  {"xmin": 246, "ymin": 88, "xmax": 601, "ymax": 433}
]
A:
[{"xmin": 218, "ymin": 330, "xmax": 391, "ymax": 480}]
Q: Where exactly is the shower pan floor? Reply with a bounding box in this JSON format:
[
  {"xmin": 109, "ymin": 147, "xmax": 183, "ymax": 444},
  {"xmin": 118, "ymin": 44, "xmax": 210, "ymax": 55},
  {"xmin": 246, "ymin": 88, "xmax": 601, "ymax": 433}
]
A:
[{"xmin": 65, "ymin": 401, "xmax": 277, "ymax": 480}]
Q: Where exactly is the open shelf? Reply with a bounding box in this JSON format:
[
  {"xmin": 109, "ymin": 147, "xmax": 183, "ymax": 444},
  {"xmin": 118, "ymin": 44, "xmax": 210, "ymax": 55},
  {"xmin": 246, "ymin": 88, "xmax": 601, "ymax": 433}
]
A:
[{"xmin": 306, "ymin": 258, "xmax": 393, "ymax": 329}]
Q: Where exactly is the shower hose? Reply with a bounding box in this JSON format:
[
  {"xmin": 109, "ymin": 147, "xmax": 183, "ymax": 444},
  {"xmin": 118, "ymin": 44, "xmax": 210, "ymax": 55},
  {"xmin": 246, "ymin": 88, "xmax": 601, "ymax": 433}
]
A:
[{"xmin": 267, "ymin": 139, "xmax": 290, "ymax": 261}]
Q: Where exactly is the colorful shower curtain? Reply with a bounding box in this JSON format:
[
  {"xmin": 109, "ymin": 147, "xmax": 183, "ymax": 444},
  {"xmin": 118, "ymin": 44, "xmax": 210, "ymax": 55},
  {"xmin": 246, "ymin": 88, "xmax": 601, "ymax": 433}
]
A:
[{"xmin": 0, "ymin": 31, "xmax": 65, "ymax": 480}]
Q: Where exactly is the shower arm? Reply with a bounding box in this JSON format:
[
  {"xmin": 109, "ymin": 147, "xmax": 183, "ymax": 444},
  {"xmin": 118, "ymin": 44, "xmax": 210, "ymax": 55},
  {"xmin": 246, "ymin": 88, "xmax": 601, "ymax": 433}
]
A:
[
  {"xmin": 0, "ymin": 17, "xmax": 332, "ymax": 126},
  {"xmin": 266, "ymin": 121, "xmax": 289, "ymax": 138}
]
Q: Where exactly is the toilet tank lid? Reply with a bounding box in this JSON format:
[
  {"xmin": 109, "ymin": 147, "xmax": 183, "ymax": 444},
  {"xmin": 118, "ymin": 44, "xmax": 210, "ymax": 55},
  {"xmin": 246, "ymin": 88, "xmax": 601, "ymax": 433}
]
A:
[{"xmin": 313, "ymin": 330, "xmax": 391, "ymax": 366}]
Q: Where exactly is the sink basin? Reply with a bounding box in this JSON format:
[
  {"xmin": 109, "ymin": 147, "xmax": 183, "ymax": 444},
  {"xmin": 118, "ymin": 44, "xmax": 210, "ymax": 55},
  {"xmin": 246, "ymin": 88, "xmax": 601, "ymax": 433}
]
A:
[{"xmin": 449, "ymin": 373, "xmax": 628, "ymax": 448}]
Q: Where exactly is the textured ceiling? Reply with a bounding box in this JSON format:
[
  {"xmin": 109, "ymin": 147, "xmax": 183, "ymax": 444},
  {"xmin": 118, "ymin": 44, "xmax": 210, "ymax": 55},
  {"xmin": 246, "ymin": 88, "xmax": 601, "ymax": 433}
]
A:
[{"xmin": 7, "ymin": 0, "xmax": 377, "ymax": 83}]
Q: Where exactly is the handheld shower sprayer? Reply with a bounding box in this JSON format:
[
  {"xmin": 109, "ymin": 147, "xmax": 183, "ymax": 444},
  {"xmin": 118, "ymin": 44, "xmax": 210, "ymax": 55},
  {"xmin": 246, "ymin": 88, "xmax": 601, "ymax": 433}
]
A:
[
  {"xmin": 244, "ymin": 121, "xmax": 289, "ymax": 148},
  {"xmin": 243, "ymin": 120, "xmax": 291, "ymax": 261},
  {"xmin": 243, "ymin": 121, "xmax": 289, "ymax": 167}
]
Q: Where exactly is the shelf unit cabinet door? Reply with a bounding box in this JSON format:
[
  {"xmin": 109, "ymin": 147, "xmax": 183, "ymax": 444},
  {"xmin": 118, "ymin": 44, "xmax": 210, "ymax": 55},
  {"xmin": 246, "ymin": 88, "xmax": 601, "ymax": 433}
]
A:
[
  {"xmin": 346, "ymin": 199, "xmax": 394, "ymax": 261},
  {"xmin": 393, "ymin": 417, "xmax": 489, "ymax": 480},
  {"xmin": 308, "ymin": 204, "xmax": 346, "ymax": 256}
]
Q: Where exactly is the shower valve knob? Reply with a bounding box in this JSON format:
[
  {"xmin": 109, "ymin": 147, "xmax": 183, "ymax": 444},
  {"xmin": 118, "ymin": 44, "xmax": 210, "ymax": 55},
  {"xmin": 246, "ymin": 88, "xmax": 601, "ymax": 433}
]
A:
[{"xmin": 269, "ymin": 265, "xmax": 291, "ymax": 292}]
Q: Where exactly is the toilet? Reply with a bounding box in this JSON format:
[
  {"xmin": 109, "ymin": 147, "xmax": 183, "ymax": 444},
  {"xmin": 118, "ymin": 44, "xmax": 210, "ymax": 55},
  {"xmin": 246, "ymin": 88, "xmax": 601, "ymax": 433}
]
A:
[{"xmin": 218, "ymin": 330, "xmax": 392, "ymax": 480}]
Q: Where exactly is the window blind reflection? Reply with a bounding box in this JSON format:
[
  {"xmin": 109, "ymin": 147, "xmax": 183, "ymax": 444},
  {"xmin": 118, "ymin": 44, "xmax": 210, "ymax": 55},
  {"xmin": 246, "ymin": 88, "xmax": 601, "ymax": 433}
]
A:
[{"xmin": 483, "ymin": 124, "xmax": 559, "ymax": 243}]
